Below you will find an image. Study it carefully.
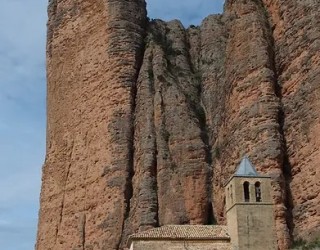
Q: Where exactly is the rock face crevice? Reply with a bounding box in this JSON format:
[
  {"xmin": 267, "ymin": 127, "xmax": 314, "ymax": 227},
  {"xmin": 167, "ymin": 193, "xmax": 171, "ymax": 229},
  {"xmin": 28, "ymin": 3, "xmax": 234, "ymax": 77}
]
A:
[
  {"xmin": 37, "ymin": 0, "xmax": 320, "ymax": 249},
  {"xmin": 257, "ymin": 0, "xmax": 295, "ymax": 239},
  {"xmin": 261, "ymin": 0, "xmax": 320, "ymax": 241},
  {"xmin": 134, "ymin": 20, "xmax": 212, "ymax": 229}
]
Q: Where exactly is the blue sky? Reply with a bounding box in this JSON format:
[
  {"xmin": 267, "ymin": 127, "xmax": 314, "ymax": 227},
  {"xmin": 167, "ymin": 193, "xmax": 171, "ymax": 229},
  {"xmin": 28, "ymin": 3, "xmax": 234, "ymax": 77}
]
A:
[{"xmin": 0, "ymin": 1, "xmax": 223, "ymax": 249}]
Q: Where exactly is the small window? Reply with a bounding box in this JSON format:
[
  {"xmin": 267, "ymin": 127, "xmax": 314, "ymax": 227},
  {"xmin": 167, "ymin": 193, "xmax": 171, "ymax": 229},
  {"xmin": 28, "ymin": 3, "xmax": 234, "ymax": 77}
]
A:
[
  {"xmin": 243, "ymin": 182, "xmax": 250, "ymax": 202},
  {"xmin": 255, "ymin": 182, "xmax": 262, "ymax": 202},
  {"xmin": 230, "ymin": 185, "xmax": 233, "ymax": 203}
]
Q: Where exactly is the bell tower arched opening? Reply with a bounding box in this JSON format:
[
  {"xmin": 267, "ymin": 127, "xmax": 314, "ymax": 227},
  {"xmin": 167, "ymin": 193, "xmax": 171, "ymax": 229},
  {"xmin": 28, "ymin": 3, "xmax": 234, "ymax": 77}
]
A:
[
  {"xmin": 243, "ymin": 181, "xmax": 250, "ymax": 202},
  {"xmin": 255, "ymin": 181, "xmax": 262, "ymax": 202}
]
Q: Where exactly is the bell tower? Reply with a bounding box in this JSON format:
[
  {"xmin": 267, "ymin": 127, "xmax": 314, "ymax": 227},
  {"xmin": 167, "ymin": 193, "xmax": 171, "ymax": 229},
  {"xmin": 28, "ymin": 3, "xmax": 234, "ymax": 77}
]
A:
[{"xmin": 225, "ymin": 156, "xmax": 277, "ymax": 250}]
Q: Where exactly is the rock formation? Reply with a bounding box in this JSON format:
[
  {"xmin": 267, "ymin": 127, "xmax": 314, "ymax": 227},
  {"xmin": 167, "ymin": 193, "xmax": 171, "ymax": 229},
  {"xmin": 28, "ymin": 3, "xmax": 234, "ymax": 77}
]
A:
[{"xmin": 37, "ymin": 0, "xmax": 320, "ymax": 249}]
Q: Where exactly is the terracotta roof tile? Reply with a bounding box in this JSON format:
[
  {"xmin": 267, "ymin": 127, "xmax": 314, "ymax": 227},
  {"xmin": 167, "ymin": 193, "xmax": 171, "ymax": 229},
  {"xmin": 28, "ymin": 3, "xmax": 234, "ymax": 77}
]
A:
[{"xmin": 128, "ymin": 225, "xmax": 230, "ymax": 243}]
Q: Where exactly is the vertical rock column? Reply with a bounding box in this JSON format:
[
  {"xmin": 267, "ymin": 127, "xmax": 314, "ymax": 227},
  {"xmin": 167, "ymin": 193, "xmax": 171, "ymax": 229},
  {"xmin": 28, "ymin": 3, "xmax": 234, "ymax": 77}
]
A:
[
  {"xmin": 150, "ymin": 21, "xmax": 211, "ymax": 227},
  {"xmin": 36, "ymin": 0, "xmax": 146, "ymax": 249},
  {"xmin": 262, "ymin": 0, "xmax": 320, "ymax": 242},
  {"xmin": 199, "ymin": 14, "xmax": 227, "ymax": 146},
  {"xmin": 120, "ymin": 43, "xmax": 159, "ymax": 245},
  {"xmin": 124, "ymin": 20, "xmax": 212, "ymax": 240},
  {"xmin": 209, "ymin": 0, "xmax": 291, "ymax": 248}
]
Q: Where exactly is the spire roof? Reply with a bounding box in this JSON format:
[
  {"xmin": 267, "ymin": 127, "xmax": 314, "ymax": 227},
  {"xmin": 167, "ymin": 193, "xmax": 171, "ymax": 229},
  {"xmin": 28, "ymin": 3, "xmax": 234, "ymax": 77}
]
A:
[{"xmin": 234, "ymin": 156, "xmax": 259, "ymax": 176}]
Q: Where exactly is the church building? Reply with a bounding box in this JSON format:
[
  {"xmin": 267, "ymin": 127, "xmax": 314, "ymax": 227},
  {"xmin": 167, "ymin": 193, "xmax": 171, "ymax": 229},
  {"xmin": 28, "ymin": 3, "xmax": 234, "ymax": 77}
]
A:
[{"xmin": 127, "ymin": 156, "xmax": 277, "ymax": 250}]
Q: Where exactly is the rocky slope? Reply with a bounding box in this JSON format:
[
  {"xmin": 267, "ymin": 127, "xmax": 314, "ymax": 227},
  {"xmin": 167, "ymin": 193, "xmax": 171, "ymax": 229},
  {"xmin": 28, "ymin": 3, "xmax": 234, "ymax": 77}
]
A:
[{"xmin": 37, "ymin": 0, "xmax": 320, "ymax": 249}]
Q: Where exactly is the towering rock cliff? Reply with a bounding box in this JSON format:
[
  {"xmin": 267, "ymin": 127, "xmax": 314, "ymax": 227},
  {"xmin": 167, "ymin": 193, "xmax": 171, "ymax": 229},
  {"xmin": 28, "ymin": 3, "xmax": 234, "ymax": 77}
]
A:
[
  {"xmin": 37, "ymin": 0, "xmax": 147, "ymax": 249},
  {"xmin": 37, "ymin": 0, "xmax": 320, "ymax": 249}
]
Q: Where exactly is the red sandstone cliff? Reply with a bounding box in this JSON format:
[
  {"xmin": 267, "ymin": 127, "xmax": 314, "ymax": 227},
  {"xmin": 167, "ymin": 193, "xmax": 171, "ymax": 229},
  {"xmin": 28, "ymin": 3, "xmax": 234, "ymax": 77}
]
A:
[{"xmin": 37, "ymin": 0, "xmax": 320, "ymax": 249}]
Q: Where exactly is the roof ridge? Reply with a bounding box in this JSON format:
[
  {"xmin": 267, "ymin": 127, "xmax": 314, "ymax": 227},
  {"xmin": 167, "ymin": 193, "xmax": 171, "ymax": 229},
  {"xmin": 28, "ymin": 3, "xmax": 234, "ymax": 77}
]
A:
[{"xmin": 128, "ymin": 224, "xmax": 230, "ymax": 240}]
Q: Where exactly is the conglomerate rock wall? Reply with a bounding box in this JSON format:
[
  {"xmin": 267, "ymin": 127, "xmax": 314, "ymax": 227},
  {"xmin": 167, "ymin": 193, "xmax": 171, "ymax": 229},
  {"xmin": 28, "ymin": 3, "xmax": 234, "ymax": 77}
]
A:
[{"xmin": 37, "ymin": 0, "xmax": 320, "ymax": 249}]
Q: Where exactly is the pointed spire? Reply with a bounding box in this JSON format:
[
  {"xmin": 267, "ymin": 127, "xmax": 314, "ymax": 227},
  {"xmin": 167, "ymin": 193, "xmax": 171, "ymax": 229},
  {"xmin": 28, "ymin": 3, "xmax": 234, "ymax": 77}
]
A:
[{"xmin": 234, "ymin": 156, "xmax": 259, "ymax": 176}]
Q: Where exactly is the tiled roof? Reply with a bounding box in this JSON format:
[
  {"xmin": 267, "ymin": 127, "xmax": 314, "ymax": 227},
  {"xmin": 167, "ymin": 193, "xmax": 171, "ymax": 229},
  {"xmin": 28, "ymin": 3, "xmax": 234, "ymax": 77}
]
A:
[{"xmin": 128, "ymin": 225, "xmax": 230, "ymax": 246}]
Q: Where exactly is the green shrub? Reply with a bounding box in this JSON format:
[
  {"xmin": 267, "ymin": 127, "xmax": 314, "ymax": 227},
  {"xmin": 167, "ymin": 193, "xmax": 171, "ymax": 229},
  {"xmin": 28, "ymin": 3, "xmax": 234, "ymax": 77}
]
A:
[{"xmin": 291, "ymin": 238, "xmax": 320, "ymax": 250}]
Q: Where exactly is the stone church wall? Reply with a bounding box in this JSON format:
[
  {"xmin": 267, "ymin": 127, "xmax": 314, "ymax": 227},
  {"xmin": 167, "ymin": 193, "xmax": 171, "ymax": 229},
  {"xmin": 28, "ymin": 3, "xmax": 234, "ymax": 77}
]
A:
[{"xmin": 130, "ymin": 240, "xmax": 231, "ymax": 250}]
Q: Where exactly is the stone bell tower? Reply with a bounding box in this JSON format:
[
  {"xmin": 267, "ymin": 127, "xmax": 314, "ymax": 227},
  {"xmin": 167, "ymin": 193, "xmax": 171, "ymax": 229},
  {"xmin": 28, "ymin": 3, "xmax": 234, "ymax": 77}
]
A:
[{"xmin": 225, "ymin": 156, "xmax": 277, "ymax": 250}]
